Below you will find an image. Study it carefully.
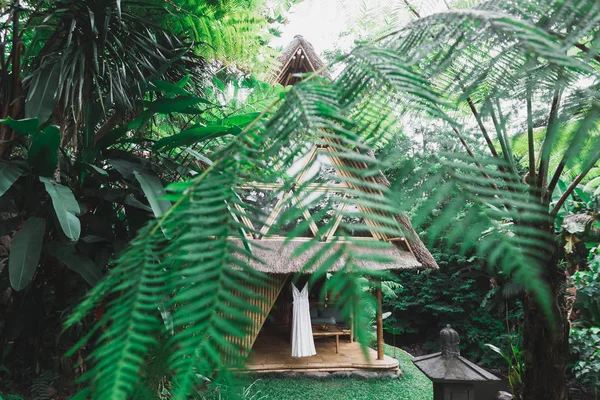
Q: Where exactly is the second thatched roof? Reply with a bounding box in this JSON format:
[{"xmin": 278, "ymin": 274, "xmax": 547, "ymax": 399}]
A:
[{"xmin": 270, "ymin": 35, "xmax": 327, "ymax": 85}]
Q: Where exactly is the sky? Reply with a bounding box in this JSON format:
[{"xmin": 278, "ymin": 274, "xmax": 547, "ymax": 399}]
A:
[
  {"xmin": 271, "ymin": 1, "xmax": 355, "ymax": 54},
  {"xmin": 271, "ymin": 0, "xmax": 456, "ymax": 56}
]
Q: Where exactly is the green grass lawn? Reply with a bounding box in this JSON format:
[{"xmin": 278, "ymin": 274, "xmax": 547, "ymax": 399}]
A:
[{"xmin": 230, "ymin": 345, "xmax": 433, "ymax": 400}]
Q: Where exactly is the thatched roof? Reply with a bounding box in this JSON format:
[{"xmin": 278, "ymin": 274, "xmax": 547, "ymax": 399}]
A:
[
  {"xmin": 265, "ymin": 36, "xmax": 438, "ymax": 270},
  {"xmin": 233, "ymin": 239, "xmax": 422, "ymax": 273},
  {"xmin": 270, "ymin": 35, "xmax": 327, "ymax": 85}
]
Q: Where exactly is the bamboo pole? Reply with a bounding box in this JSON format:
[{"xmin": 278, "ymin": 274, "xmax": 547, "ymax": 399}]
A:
[{"xmin": 376, "ymin": 281, "xmax": 384, "ymax": 360}]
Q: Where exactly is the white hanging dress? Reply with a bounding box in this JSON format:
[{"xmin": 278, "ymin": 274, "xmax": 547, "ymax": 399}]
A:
[{"xmin": 291, "ymin": 283, "xmax": 316, "ymax": 357}]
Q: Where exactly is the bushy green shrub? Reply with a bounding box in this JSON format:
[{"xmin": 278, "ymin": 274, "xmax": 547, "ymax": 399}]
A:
[
  {"xmin": 571, "ymin": 247, "xmax": 600, "ymax": 327},
  {"xmin": 383, "ymin": 245, "xmax": 523, "ymax": 367},
  {"xmin": 569, "ymin": 327, "xmax": 600, "ymax": 393},
  {"xmin": 568, "ymin": 246, "xmax": 600, "ymax": 394}
]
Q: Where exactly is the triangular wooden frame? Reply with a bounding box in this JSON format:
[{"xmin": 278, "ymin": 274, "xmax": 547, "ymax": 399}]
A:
[{"xmin": 235, "ymin": 144, "xmax": 405, "ymax": 244}]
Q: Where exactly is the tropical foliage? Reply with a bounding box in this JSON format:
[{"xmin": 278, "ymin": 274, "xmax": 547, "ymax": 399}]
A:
[
  {"xmin": 568, "ymin": 246, "xmax": 600, "ymax": 395},
  {"xmin": 64, "ymin": 71, "xmax": 413, "ymax": 398},
  {"xmin": 165, "ymin": 0, "xmax": 299, "ymax": 74},
  {"xmin": 0, "ymin": 0, "xmax": 287, "ymax": 394},
  {"xmin": 569, "ymin": 325, "xmax": 600, "ymax": 395},
  {"xmin": 382, "ymin": 246, "xmax": 523, "ymax": 364},
  {"xmin": 62, "ymin": 1, "xmax": 600, "ymax": 399},
  {"xmin": 0, "ymin": 0, "xmax": 205, "ymax": 383},
  {"xmin": 1, "ymin": 0, "xmax": 600, "ymax": 399}
]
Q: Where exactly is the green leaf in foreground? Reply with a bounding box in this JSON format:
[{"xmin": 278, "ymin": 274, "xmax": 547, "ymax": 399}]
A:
[
  {"xmin": 152, "ymin": 125, "xmax": 231, "ymax": 150},
  {"xmin": 9, "ymin": 217, "xmax": 46, "ymax": 291},
  {"xmin": 40, "ymin": 177, "xmax": 81, "ymax": 241}
]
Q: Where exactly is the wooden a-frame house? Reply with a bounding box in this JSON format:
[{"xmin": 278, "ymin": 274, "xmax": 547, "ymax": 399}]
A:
[{"xmin": 235, "ymin": 35, "xmax": 437, "ymax": 373}]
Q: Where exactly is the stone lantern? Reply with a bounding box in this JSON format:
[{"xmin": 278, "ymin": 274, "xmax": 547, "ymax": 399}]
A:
[{"xmin": 412, "ymin": 325, "xmax": 500, "ymax": 400}]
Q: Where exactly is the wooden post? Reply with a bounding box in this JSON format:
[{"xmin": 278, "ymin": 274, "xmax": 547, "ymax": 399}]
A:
[
  {"xmin": 376, "ymin": 281, "xmax": 384, "ymax": 360},
  {"xmin": 351, "ymin": 304, "xmax": 355, "ymax": 342}
]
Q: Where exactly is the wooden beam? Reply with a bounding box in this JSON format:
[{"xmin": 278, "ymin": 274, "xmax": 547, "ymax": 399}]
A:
[
  {"xmin": 387, "ymin": 236, "xmax": 412, "ymax": 252},
  {"xmin": 386, "ymin": 237, "xmax": 406, "ymax": 242},
  {"xmin": 213, "ymin": 235, "xmax": 381, "ymax": 243},
  {"xmin": 289, "ymin": 191, "xmax": 320, "ymax": 238},
  {"xmin": 233, "ymin": 202, "xmax": 255, "ymax": 236},
  {"xmin": 351, "ymin": 302, "xmax": 355, "ymax": 342},
  {"xmin": 376, "ymin": 281, "xmax": 384, "ymax": 360},
  {"xmin": 323, "ymin": 143, "xmax": 391, "ymax": 242},
  {"xmin": 325, "ymin": 201, "xmax": 349, "ymax": 241},
  {"xmin": 259, "ymin": 190, "xmax": 290, "ymax": 237}
]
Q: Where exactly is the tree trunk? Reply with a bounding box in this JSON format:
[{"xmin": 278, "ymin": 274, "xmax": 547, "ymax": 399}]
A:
[
  {"xmin": 522, "ymin": 254, "xmax": 570, "ymax": 400},
  {"xmin": 0, "ymin": 0, "xmax": 23, "ymax": 159}
]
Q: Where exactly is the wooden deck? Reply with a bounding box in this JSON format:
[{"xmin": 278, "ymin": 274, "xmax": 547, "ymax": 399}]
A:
[{"xmin": 245, "ymin": 333, "xmax": 399, "ymax": 372}]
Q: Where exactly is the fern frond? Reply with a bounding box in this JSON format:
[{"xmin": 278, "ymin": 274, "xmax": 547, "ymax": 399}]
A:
[
  {"xmin": 69, "ymin": 73, "xmax": 414, "ymax": 397},
  {"xmin": 166, "ymin": 1, "xmax": 279, "ymax": 74},
  {"xmin": 79, "ymin": 227, "xmax": 167, "ymax": 399}
]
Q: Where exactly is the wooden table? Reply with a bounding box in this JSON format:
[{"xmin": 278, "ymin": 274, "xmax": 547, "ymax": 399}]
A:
[{"xmin": 312, "ymin": 326, "xmax": 350, "ymax": 353}]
